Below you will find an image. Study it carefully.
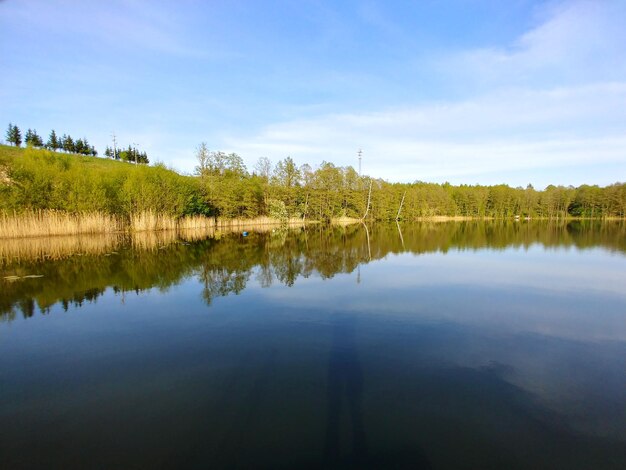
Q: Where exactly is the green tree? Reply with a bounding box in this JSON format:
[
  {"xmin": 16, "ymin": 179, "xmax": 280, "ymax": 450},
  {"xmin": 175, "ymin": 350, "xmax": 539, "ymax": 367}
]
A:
[
  {"xmin": 74, "ymin": 138, "xmax": 86, "ymax": 155},
  {"xmin": 6, "ymin": 123, "xmax": 22, "ymax": 147},
  {"xmin": 61, "ymin": 134, "xmax": 75, "ymax": 153},
  {"xmin": 272, "ymin": 156, "xmax": 301, "ymax": 215},
  {"xmin": 273, "ymin": 156, "xmax": 300, "ymax": 188},
  {"xmin": 24, "ymin": 129, "xmax": 43, "ymax": 147},
  {"xmin": 33, "ymin": 130, "xmax": 44, "ymax": 147},
  {"xmin": 25, "ymin": 129, "xmax": 35, "ymax": 146},
  {"xmin": 137, "ymin": 151, "xmax": 149, "ymax": 164},
  {"xmin": 47, "ymin": 130, "xmax": 60, "ymax": 151}
]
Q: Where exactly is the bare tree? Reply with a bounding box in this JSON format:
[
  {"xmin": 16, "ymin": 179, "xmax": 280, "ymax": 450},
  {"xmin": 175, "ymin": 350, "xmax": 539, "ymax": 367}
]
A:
[
  {"xmin": 254, "ymin": 156, "xmax": 272, "ymax": 181},
  {"xmin": 194, "ymin": 142, "xmax": 211, "ymax": 177}
]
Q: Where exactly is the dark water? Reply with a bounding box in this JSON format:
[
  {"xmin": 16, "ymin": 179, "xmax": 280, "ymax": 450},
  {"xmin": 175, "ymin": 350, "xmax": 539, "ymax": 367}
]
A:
[{"xmin": 1, "ymin": 221, "xmax": 625, "ymax": 469}]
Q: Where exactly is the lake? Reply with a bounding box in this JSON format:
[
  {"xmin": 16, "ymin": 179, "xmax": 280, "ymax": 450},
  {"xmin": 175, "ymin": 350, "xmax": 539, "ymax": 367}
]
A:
[{"xmin": 1, "ymin": 221, "xmax": 625, "ymax": 469}]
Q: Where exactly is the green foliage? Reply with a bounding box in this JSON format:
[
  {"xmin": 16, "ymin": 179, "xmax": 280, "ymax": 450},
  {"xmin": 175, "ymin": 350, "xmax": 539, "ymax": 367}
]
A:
[
  {"xmin": 195, "ymin": 146, "xmax": 247, "ymax": 178},
  {"xmin": 268, "ymin": 199, "xmax": 288, "ymax": 221},
  {"xmin": 118, "ymin": 145, "xmax": 148, "ymax": 164},
  {"xmin": 25, "ymin": 129, "xmax": 44, "ymax": 147},
  {"xmin": 0, "ymin": 145, "xmax": 203, "ymax": 217},
  {"xmin": 5, "ymin": 123, "xmax": 22, "ymax": 147},
  {"xmin": 46, "ymin": 130, "xmax": 60, "ymax": 151},
  {"xmin": 1, "ymin": 144, "xmax": 625, "ymax": 221}
]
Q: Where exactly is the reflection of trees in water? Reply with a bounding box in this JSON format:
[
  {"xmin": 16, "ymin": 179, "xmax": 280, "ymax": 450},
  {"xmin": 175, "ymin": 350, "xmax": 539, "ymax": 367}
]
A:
[
  {"xmin": 2, "ymin": 221, "xmax": 625, "ymax": 320},
  {"xmin": 201, "ymin": 266, "xmax": 249, "ymax": 306}
]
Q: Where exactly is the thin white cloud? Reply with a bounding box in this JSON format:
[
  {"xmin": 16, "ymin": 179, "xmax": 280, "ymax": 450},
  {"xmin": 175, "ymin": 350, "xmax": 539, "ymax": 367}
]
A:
[
  {"xmin": 220, "ymin": 1, "xmax": 626, "ymax": 186},
  {"xmin": 2, "ymin": 0, "xmax": 210, "ymax": 58},
  {"xmin": 223, "ymin": 83, "xmax": 626, "ymax": 183},
  {"xmin": 453, "ymin": 0, "xmax": 626, "ymax": 87}
]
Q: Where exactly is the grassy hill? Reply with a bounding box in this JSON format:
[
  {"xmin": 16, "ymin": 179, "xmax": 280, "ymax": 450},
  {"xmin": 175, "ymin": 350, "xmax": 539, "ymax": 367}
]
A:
[{"xmin": 0, "ymin": 144, "xmax": 202, "ymax": 217}]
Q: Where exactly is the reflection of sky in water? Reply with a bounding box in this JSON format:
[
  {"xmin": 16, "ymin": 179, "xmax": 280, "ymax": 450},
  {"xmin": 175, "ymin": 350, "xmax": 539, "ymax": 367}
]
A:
[
  {"xmin": 1, "ymin": 238, "xmax": 625, "ymax": 468},
  {"xmin": 254, "ymin": 246, "xmax": 626, "ymax": 342},
  {"xmin": 243, "ymin": 245, "xmax": 626, "ymax": 441}
]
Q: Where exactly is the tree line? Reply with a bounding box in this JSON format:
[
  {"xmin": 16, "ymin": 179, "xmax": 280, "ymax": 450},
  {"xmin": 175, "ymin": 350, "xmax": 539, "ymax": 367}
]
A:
[
  {"xmin": 5, "ymin": 123, "xmax": 149, "ymax": 163},
  {"xmin": 103, "ymin": 145, "xmax": 149, "ymax": 164},
  {"xmin": 6, "ymin": 123, "xmax": 97, "ymax": 156},
  {"xmin": 1, "ymin": 139, "xmax": 624, "ymax": 220},
  {"xmin": 193, "ymin": 145, "xmax": 626, "ymax": 220}
]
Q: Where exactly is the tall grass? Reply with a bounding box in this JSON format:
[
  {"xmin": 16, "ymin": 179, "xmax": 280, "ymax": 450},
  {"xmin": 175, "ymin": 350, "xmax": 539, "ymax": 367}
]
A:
[
  {"xmin": 0, "ymin": 210, "xmax": 123, "ymax": 238},
  {"xmin": 129, "ymin": 211, "xmax": 178, "ymax": 232},
  {"xmin": 177, "ymin": 215, "xmax": 216, "ymax": 230},
  {"xmin": 0, "ymin": 210, "xmax": 310, "ymax": 240},
  {"xmin": 0, "ymin": 221, "xmax": 313, "ymax": 265}
]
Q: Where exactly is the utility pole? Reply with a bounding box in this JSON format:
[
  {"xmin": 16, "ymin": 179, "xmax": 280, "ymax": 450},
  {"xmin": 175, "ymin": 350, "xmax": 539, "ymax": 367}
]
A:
[
  {"xmin": 111, "ymin": 133, "xmax": 117, "ymax": 160},
  {"xmin": 357, "ymin": 148, "xmax": 362, "ymax": 176},
  {"xmin": 132, "ymin": 142, "xmax": 138, "ymax": 164}
]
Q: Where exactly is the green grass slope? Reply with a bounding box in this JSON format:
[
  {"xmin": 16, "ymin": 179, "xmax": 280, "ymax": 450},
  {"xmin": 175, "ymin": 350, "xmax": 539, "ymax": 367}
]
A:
[{"xmin": 0, "ymin": 145, "xmax": 204, "ymax": 217}]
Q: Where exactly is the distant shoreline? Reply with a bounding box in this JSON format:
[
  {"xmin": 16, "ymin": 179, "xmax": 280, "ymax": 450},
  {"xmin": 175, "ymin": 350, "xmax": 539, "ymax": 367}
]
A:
[{"xmin": 1, "ymin": 145, "xmax": 624, "ymax": 237}]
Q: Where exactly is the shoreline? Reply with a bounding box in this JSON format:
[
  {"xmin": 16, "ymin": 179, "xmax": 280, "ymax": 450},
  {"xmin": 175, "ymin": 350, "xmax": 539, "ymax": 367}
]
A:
[
  {"xmin": 0, "ymin": 210, "xmax": 311, "ymax": 240},
  {"xmin": 0, "ymin": 210, "xmax": 623, "ymax": 240}
]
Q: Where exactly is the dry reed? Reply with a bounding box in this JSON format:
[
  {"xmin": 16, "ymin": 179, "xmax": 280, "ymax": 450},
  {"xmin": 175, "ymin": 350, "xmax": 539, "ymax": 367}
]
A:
[
  {"xmin": 129, "ymin": 211, "xmax": 177, "ymax": 232},
  {"xmin": 0, "ymin": 210, "xmax": 123, "ymax": 238},
  {"xmin": 176, "ymin": 215, "xmax": 216, "ymax": 230},
  {"xmin": 0, "ymin": 210, "xmax": 309, "ymax": 241},
  {"xmin": 0, "ymin": 212, "xmax": 302, "ymax": 267}
]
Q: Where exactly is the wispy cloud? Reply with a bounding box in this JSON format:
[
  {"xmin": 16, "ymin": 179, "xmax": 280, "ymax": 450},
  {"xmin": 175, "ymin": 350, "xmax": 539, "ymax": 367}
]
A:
[
  {"xmin": 224, "ymin": 82, "xmax": 626, "ymax": 186},
  {"xmin": 452, "ymin": 0, "xmax": 626, "ymax": 87},
  {"xmin": 220, "ymin": 1, "xmax": 626, "ymax": 187},
  {"xmin": 2, "ymin": 0, "xmax": 210, "ymax": 58}
]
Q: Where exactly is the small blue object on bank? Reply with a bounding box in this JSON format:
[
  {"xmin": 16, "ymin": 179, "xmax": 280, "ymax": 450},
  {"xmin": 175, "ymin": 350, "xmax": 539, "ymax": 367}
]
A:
[{"xmin": 242, "ymin": 231, "xmax": 249, "ymax": 237}]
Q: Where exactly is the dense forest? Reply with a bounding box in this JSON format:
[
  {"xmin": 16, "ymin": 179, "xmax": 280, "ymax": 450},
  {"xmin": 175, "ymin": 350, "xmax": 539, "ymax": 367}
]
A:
[{"xmin": 1, "ymin": 143, "xmax": 624, "ymax": 222}]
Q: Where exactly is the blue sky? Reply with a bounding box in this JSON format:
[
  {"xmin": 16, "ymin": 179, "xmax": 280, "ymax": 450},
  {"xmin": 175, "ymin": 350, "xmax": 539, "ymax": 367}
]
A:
[{"xmin": 1, "ymin": 0, "xmax": 625, "ymax": 188}]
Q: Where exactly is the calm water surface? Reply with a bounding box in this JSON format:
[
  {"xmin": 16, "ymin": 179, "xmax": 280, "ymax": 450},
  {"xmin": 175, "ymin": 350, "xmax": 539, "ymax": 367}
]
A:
[{"xmin": 1, "ymin": 222, "xmax": 625, "ymax": 469}]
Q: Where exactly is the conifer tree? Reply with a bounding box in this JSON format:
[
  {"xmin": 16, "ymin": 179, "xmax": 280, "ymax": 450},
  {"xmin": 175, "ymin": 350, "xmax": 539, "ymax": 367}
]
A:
[
  {"xmin": 13, "ymin": 124, "xmax": 21, "ymax": 147},
  {"xmin": 32, "ymin": 130, "xmax": 43, "ymax": 147},
  {"xmin": 75, "ymin": 138, "xmax": 85, "ymax": 155},
  {"xmin": 5, "ymin": 123, "xmax": 22, "ymax": 147},
  {"xmin": 47, "ymin": 130, "xmax": 60, "ymax": 151},
  {"xmin": 25, "ymin": 129, "xmax": 35, "ymax": 146},
  {"xmin": 81, "ymin": 138, "xmax": 90, "ymax": 155},
  {"xmin": 62, "ymin": 134, "xmax": 75, "ymax": 153}
]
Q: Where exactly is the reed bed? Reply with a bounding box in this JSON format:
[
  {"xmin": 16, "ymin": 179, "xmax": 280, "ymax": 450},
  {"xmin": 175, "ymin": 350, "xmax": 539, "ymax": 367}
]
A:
[
  {"xmin": 0, "ymin": 210, "xmax": 310, "ymax": 241},
  {"xmin": 0, "ymin": 215, "xmax": 307, "ymax": 265},
  {"xmin": 129, "ymin": 211, "xmax": 178, "ymax": 232},
  {"xmin": 177, "ymin": 215, "xmax": 216, "ymax": 230},
  {"xmin": 0, "ymin": 210, "xmax": 123, "ymax": 238}
]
